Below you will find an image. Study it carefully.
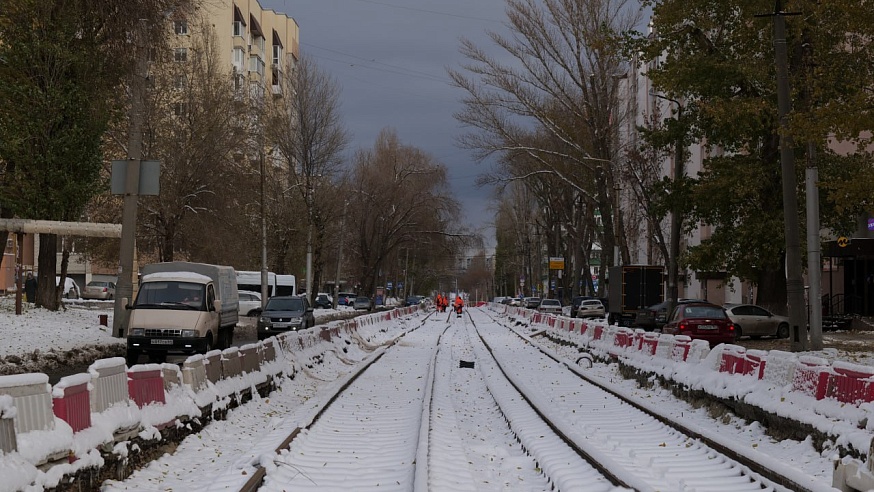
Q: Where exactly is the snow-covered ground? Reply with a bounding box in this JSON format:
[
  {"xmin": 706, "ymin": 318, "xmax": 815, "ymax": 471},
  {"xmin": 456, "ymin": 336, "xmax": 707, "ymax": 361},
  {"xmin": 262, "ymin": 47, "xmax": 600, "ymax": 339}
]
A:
[{"xmin": 1, "ymin": 300, "xmax": 871, "ymax": 490}]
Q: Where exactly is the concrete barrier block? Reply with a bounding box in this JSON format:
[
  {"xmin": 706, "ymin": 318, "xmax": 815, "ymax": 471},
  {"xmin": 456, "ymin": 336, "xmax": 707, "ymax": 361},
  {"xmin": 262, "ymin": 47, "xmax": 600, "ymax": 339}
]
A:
[
  {"xmin": 88, "ymin": 357, "xmax": 129, "ymax": 413},
  {"xmin": 127, "ymin": 366, "xmax": 166, "ymax": 407},
  {"xmin": 0, "ymin": 373, "xmax": 54, "ymax": 434}
]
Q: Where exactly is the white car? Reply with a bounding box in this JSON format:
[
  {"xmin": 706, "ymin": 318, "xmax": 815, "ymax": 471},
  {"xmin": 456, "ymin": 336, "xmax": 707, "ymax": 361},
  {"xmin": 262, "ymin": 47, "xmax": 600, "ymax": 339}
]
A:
[
  {"xmin": 238, "ymin": 290, "xmax": 263, "ymax": 317},
  {"xmin": 576, "ymin": 299, "xmax": 605, "ymax": 318},
  {"xmin": 537, "ymin": 299, "xmax": 562, "ymax": 314},
  {"xmin": 55, "ymin": 276, "xmax": 81, "ymax": 299}
]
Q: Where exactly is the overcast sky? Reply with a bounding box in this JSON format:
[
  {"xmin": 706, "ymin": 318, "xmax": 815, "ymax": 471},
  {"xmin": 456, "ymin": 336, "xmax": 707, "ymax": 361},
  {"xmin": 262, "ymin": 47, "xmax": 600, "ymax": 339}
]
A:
[{"xmin": 261, "ymin": 0, "xmax": 510, "ymax": 249}]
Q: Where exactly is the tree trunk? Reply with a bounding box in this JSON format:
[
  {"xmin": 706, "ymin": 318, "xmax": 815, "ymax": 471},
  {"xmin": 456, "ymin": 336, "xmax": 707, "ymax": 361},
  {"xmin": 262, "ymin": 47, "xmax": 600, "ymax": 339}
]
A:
[
  {"xmin": 36, "ymin": 233, "xmax": 59, "ymax": 310},
  {"xmin": 757, "ymin": 260, "xmax": 789, "ymax": 315}
]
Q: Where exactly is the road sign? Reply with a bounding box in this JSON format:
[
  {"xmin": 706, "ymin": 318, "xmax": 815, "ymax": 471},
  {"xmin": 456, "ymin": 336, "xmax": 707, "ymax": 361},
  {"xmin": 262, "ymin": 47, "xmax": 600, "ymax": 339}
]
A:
[
  {"xmin": 838, "ymin": 236, "xmax": 850, "ymax": 248},
  {"xmin": 387, "ymin": 282, "xmax": 393, "ymax": 289}
]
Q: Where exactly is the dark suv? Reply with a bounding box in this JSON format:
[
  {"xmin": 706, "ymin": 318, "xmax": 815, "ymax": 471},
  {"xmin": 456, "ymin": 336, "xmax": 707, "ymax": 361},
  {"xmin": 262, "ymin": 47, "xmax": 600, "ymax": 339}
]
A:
[
  {"xmin": 257, "ymin": 296, "xmax": 315, "ymax": 340},
  {"xmin": 313, "ymin": 293, "xmax": 332, "ymax": 309}
]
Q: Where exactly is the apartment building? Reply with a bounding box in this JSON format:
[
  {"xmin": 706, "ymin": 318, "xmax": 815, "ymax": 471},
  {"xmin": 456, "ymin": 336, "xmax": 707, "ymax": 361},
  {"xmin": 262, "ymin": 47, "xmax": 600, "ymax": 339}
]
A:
[
  {"xmin": 621, "ymin": 52, "xmax": 743, "ymax": 307},
  {"xmin": 171, "ymin": 0, "xmax": 299, "ymax": 99}
]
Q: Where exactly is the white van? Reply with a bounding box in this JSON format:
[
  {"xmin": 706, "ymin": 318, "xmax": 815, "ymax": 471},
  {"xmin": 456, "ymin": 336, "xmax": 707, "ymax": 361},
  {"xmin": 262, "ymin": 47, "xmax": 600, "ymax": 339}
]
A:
[
  {"xmin": 276, "ymin": 274, "xmax": 296, "ymax": 296},
  {"xmin": 126, "ymin": 262, "xmax": 239, "ymax": 364},
  {"xmin": 236, "ymin": 270, "xmax": 277, "ymax": 298}
]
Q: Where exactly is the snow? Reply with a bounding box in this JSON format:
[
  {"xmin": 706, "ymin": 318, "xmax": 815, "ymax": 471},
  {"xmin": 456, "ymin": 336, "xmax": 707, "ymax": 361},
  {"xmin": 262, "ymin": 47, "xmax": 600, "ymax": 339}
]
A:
[{"xmin": 1, "ymin": 301, "xmax": 874, "ymax": 490}]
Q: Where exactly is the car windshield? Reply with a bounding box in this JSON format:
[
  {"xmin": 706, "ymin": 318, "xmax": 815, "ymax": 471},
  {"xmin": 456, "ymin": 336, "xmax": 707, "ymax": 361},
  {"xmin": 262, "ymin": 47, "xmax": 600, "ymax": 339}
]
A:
[
  {"xmin": 265, "ymin": 298, "xmax": 304, "ymax": 311},
  {"xmin": 583, "ymin": 301, "xmax": 601, "ymax": 306},
  {"xmin": 542, "ymin": 300, "xmax": 560, "ymax": 306},
  {"xmin": 683, "ymin": 305, "xmax": 727, "ymax": 319},
  {"xmin": 135, "ymin": 281, "xmax": 205, "ymax": 310},
  {"xmin": 355, "ymin": 297, "xmax": 369, "ymax": 302}
]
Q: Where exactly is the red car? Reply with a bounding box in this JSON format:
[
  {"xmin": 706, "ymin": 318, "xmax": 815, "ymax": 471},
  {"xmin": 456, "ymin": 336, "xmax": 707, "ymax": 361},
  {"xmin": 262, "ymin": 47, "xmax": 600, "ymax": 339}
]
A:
[{"xmin": 662, "ymin": 302, "xmax": 736, "ymax": 347}]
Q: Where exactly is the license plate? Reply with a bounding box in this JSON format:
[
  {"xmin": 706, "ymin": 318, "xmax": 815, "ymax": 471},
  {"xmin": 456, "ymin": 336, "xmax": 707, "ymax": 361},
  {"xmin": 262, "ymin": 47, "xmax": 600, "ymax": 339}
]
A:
[
  {"xmin": 699, "ymin": 324, "xmax": 717, "ymax": 330},
  {"xmin": 151, "ymin": 339, "xmax": 174, "ymax": 345}
]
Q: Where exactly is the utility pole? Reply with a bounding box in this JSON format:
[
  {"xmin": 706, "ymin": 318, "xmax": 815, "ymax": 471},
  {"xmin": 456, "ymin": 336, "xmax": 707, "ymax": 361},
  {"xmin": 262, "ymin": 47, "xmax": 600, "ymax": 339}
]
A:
[
  {"xmin": 113, "ymin": 21, "xmax": 148, "ymax": 338},
  {"xmin": 758, "ymin": 1, "xmax": 806, "ymax": 351},
  {"xmin": 807, "ymin": 143, "xmax": 823, "ymax": 350},
  {"xmin": 260, "ymin": 149, "xmax": 268, "ymax": 308},
  {"xmin": 305, "ymin": 183, "xmax": 313, "ymax": 305},
  {"xmin": 332, "ymin": 200, "xmax": 347, "ymax": 309}
]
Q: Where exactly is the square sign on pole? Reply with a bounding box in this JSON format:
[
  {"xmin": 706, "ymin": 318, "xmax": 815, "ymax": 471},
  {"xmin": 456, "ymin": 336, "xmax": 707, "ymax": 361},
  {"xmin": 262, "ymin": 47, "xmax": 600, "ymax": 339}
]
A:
[{"xmin": 111, "ymin": 160, "xmax": 160, "ymax": 195}]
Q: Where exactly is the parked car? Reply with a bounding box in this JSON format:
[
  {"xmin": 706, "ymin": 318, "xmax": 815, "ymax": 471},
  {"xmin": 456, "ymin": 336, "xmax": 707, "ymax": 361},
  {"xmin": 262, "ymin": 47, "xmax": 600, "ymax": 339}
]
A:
[
  {"xmin": 337, "ymin": 292, "xmax": 356, "ymax": 306},
  {"xmin": 524, "ymin": 297, "xmax": 541, "ymax": 309},
  {"xmin": 353, "ymin": 296, "xmax": 373, "ymax": 311},
  {"xmin": 313, "ymin": 292, "xmax": 333, "ymax": 309},
  {"xmin": 257, "ymin": 296, "xmax": 315, "ymax": 340},
  {"xmin": 56, "ymin": 276, "xmax": 81, "ymax": 299},
  {"xmin": 576, "ymin": 299, "xmax": 606, "ymax": 318},
  {"xmin": 238, "ymin": 290, "xmax": 263, "ymax": 317},
  {"xmin": 723, "ymin": 304, "xmax": 790, "ymax": 339},
  {"xmin": 82, "ymin": 280, "xmax": 116, "ymax": 300},
  {"xmin": 635, "ymin": 298, "xmax": 707, "ymax": 331},
  {"xmin": 662, "ymin": 302, "xmax": 736, "ymax": 347},
  {"xmin": 404, "ymin": 295, "xmax": 423, "ymax": 306},
  {"xmin": 537, "ymin": 298, "xmax": 562, "ymax": 314}
]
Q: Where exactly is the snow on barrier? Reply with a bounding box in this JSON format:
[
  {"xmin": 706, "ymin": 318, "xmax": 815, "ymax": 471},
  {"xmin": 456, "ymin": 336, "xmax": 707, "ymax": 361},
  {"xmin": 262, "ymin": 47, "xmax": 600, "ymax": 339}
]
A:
[
  {"xmin": 239, "ymin": 344, "xmax": 260, "ymax": 374},
  {"xmin": 221, "ymin": 347, "xmax": 242, "ymax": 380},
  {"xmin": 0, "ymin": 394, "xmax": 17, "ymax": 453},
  {"xmin": 827, "ymin": 361, "xmax": 874, "ymax": 404},
  {"xmin": 0, "ymin": 374, "xmax": 54, "ymax": 435},
  {"xmin": 204, "ymin": 350, "xmax": 223, "ymax": 385},
  {"xmin": 182, "ymin": 355, "xmax": 208, "ymax": 392},
  {"xmin": 792, "ymin": 355, "xmax": 831, "ymax": 400},
  {"xmin": 51, "ymin": 374, "xmax": 92, "ymax": 433},
  {"xmin": 89, "ymin": 357, "xmax": 129, "ymax": 413},
  {"xmin": 127, "ymin": 365, "xmax": 166, "ymax": 408}
]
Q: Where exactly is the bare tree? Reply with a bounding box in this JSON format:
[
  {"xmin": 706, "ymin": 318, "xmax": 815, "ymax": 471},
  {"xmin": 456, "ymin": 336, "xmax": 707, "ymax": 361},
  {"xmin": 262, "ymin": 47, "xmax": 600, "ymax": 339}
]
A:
[
  {"xmin": 135, "ymin": 20, "xmax": 250, "ymax": 263},
  {"xmin": 450, "ymin": 0, "xmax": 642, "ymax": 274},
  {"xmin": 267, "ymin": 54, "xmax": 349, "ymax": 297},
  {"xmin": 346, "ymin": 129, "xmax": 464, "ymax": 295}
]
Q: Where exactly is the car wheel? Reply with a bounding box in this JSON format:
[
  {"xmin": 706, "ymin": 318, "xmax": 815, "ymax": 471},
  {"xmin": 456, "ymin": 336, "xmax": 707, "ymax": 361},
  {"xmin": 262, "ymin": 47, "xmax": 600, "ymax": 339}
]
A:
[
  {"xmin": 125, "ymin": 350, "xmax": 141, "ymax": 367},
  {"xmin": 776, "ymin": 323, "xmax": 790, "ymax": 339},
  {"xmin": 734, "ymin": 325, "xmax": 743, "ymax": 339}
]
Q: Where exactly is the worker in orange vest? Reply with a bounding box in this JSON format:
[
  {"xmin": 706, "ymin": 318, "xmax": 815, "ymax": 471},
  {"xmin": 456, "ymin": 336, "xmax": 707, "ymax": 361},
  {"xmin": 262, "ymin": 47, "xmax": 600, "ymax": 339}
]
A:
[
  {"xmin": 454, "ymin": 295, "xmax": 464, "ymax": 316},
  {"xmin": 435, "ymin": 293, "xmax": 443, "ymax": 312}
]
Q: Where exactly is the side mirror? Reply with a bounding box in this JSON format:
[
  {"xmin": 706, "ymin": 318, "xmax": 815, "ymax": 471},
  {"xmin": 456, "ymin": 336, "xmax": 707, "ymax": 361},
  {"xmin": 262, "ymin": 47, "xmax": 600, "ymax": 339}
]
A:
[
  {"xmin": 122, "ymin": 297, "xmax": 131, "ymax": 310},
  {"xmin": 213, "ymin": 299, "xmax": 221, "ymax": 312}
]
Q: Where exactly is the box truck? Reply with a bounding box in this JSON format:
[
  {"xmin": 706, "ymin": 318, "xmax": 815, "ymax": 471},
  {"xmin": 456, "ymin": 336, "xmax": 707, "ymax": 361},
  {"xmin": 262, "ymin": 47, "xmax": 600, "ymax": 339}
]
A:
[
  {"xmin": 125, "ymin": 262, "xmax": 239, "ymax": 364},
  {"xmin": 607, "ymin": 265, "xmax": 664, "ymax": 327}
]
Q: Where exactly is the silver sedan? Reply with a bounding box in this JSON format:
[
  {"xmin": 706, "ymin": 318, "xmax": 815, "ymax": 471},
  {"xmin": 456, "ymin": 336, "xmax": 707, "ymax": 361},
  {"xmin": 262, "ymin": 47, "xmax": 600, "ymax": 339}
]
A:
[{"xmin": 724, "ymin": 304, "xmax": 790, "ymax": 339}]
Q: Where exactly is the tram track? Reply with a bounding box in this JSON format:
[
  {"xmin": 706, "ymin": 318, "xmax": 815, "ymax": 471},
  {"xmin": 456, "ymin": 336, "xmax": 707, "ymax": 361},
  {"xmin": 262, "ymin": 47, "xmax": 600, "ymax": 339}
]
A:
[{"xmin": 473, "ymin": 308, "xmax": 826, "ymax": 492}]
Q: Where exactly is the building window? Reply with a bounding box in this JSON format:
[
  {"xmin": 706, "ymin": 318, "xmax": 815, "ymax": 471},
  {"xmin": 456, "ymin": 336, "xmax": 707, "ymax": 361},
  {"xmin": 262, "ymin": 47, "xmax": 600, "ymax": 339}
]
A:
[
  {"xmin": 272, "ymin": 44, "xmax": 282, "ymax": 66},
  {"xmin": 234, "ymin": 73, "xmax": 246, "ymax": 92},
  {"xmin": 249, "ymin": 55, "xmax": 264, "ymax": 76},
  {"xmin": 232, "ymin": 47, "xmax": 245, "ymax": 72},
  {"xmin": 174, "ymin": 74, "xmax": 187, "ymax": 90},
  {"xmin": 174, "ymin": 48, "xmax": 187, "ymax": 62},
  {"xmin": 174, "ymin": 20, "xmax": 188, "ymax": 35},
  {"xmin": 233, "ymin": 21, "xmax": 244, "ymax": 37}
]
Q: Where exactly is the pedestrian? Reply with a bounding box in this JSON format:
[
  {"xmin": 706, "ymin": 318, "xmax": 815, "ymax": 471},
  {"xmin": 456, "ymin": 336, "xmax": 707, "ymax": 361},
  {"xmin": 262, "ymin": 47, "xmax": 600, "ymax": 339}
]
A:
[
  {"xmin": 454, "ymin": 295, "xmax": 464, "ymax": 317},
  {"xmin": 24, "ymin": 272, "xmax": 37, "ymax": 303}
]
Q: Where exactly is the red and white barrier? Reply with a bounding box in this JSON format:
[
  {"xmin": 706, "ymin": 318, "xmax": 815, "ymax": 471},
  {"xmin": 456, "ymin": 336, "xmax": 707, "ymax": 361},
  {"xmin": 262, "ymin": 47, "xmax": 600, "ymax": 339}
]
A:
[{"xmin": 51, "ymin": 374, "xmax": 92, "ymax": 433}]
